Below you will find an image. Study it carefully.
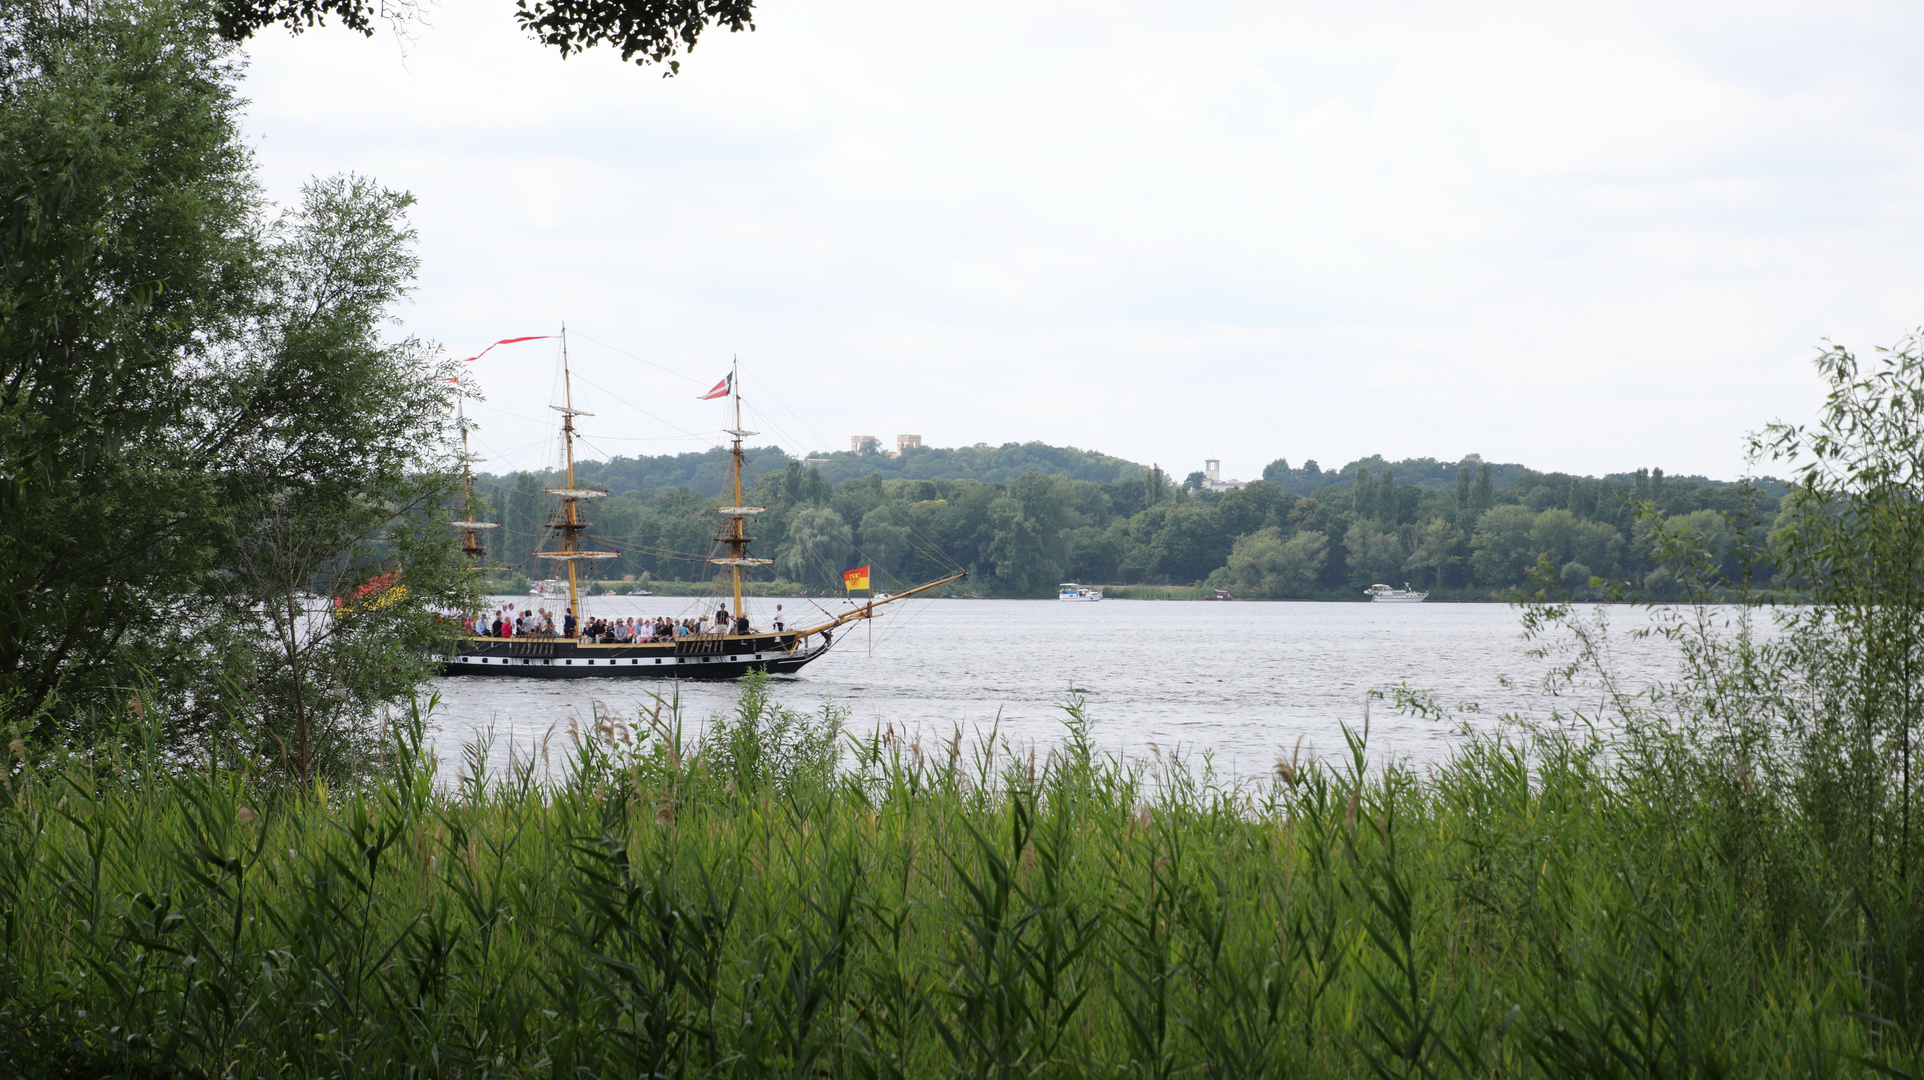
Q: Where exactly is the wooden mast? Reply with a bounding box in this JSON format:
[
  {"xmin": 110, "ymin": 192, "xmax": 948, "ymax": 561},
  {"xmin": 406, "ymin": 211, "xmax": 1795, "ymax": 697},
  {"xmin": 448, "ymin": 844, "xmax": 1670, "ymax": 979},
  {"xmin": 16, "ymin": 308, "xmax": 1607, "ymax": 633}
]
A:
[
  {"xmin": 711, "ymin": 356, "xmax": 771, "ymax": 624},
  {"xmin": 534, "ymin": 325, "xmax": 617, "ymax": 635},
  {"xmin": 449, "ymin": 394, "xmax": 497, "ymax": 564},
  {"xmin": 729, "ymin": 356, "xmax": 744, "ymax": 615},
  {"xmin": 561, "ymin": 328, "xmax": 581, "ymax": 628}
]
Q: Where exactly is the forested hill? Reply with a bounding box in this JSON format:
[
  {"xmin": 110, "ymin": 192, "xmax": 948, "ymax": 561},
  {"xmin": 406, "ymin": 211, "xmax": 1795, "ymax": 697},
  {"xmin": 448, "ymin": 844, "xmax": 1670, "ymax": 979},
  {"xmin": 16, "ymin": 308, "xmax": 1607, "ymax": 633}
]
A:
[
  {"xmin": 491, "ymin": 443, "xmax": 1552, "ymax": 500},
  {"xmin": 489, "ymin": 440, "xmax": 1720, "ymax": 501},
  {"xmin": 485, "ymin": 440, "xmax": 1150, "ymax": 498},
  {"xmin": 1258, "ymin": 455, "xmax": 1535, "ymax": 494},
  {"xmin": 472, "ymin": 440, "xmax": 1777, "ymax": 599}
]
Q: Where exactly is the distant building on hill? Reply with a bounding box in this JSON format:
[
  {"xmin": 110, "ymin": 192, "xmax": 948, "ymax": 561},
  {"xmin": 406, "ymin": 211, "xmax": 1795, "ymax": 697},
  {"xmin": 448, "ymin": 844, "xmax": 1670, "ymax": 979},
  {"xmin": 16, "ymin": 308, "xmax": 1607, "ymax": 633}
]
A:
[
  {"xmin": 852, "ymin": 435, "xmax": 880, "ymax": 454},
  {"xmin": 1201, "ymin": 459, "xmax": 1246, "ymax": 492},
  {"xmin": 896, "ymin": 434, "xmax": 922, "ymax": 453}
]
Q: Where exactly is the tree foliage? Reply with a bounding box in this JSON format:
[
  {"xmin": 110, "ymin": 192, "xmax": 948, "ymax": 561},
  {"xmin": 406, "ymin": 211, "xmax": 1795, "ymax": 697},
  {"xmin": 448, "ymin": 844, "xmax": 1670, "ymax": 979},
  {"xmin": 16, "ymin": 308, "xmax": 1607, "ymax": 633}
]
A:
[
  {"xmin": 0, "ymin": 0, "xmax": 470, "ymax": 776},
  {"xmin": 210, "ymin": 0, "xmax": 755, "ymax": 74},
  {"xmin": 1754, "ymin": 337, "xmax": 1924, "ymax": 925},
  {"xmin": 475, "ymin": 447, "xmax": 1778, "ymax": 599}
]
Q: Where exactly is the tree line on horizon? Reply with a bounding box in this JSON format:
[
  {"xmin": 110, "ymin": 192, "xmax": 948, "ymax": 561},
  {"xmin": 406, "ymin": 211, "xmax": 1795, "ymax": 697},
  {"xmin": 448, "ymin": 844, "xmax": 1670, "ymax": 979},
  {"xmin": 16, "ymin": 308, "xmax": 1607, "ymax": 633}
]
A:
[{"xmin": 473, "ymin": 445, "xmax": 1778, "ymax": 599}]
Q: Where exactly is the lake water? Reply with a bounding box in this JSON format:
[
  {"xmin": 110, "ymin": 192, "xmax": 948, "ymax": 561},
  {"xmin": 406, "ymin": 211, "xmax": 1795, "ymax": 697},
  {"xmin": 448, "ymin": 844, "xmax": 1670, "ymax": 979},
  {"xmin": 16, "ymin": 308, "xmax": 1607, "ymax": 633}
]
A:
[{"xmin": 428, "ymin": 595, "xmax": 1688, "ymax": 781}]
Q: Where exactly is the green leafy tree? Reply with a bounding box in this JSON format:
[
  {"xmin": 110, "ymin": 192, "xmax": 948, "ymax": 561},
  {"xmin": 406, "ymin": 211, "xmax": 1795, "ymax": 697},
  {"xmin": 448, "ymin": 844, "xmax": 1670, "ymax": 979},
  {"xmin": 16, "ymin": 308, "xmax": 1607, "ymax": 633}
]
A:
[
  {"xmin": 503, "ymin": 472, "xmax": 544, "ymax": 571},
  {"xmin": 1207, "ymin": 527, "xmax": 1326, "ymax": 597},
  {"xmin": 1064, "ymin": 524, "xmax": 1122, "ymax": 584},
  {"xmin": 1471, "ymin": 462, "xmax": 1495, "ymax": 514},
  {"xmin": 0, "ymin": 0, "xmax": 261, "ymax": 734},
  {"xmin": 211, "ymin": 175, "xmax": 468, "ymax": 783},
  {"xmin": 1344, "ymin": 520, "xmax": 1405, "ymax": 588},
  {"xmin": 641, "ymin": 487, "xmax": 719, "ymax": 579},
  {"xmin": 1528, "ymin": 508, "xmax": 1581, "ymax": 566},
  {"xmin": 1756, "ymin": 338, "xmax": 1924, "ymax": 957},
  {"xmin": 775, "ymin": 505, "xmax": 852, "ymax": 586},
  {"xmin": 1404, "ymin": 518, "xmax": 1462, "ymax": 588},
  {"xmin": 1467, "ymin": 505, "xmax": 1536, "ymax": 586},
  {"xmin": 859, "ymin": 503, "xmax": 912, "ymax": 580},
  {"xmin": 1375, "ymin": 466, "xmax": 1397, "ymax": 523},
  {"xmin": 0, "ymin": 1, "xmax": 469, "ymax": 764},
  {"xmin": 986, "ymin": 495, "xmax": 1055, "ymax": 594},
  {"xmin": 1150, "ymin": 503, "xmax": 1227, "ymax": 584},
  {"xmin": 1142, "ymin": 464, "xmax": 1172, "ymax": 509},
  {"xmin": 1572, "ymin": 519, "xmax": 1626, "ymax": 580},
  {"xmin": 209, "ymin": 0, "xmax": 755, "ymax": 75},
  {"xmin": 1212, "ymin": 479, "xmax": 1292, "ymax": 539}
]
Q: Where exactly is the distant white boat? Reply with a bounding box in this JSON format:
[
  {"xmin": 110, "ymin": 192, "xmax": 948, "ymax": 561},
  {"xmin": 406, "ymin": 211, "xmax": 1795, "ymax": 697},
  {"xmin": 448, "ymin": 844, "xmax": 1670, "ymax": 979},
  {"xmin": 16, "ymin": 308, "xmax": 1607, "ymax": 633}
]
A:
[
  {"xmin": 529, "ymin": 578, "xmax": 569, "ymax": 598},
  {"xmin": 1059, "ymin": 582, "xmax": 1103, "ymax": 602},
  {"xmin": 1365, "ymin": 582, "xmax": 1429, "ymax": 603}
]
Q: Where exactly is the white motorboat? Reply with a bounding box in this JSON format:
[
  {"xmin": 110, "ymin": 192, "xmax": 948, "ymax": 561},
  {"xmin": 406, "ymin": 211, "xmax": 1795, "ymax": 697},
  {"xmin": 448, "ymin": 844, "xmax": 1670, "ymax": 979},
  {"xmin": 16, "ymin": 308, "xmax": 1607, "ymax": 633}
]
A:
[
  {"xmin": 1058, "ymin": 582, "xmax": 1103, "ymax": 602},
  {"xmin": 1365, "ymin": 583, "xmax": 1429, "ymax": 603}
]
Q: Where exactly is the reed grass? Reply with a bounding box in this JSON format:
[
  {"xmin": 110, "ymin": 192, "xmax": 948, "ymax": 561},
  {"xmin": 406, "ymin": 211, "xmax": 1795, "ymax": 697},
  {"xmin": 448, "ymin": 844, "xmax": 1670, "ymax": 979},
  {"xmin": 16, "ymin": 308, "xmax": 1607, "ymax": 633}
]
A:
[{"xmin": 0, "ymin": 667, "xmax": 1908, "ymax": 1078}]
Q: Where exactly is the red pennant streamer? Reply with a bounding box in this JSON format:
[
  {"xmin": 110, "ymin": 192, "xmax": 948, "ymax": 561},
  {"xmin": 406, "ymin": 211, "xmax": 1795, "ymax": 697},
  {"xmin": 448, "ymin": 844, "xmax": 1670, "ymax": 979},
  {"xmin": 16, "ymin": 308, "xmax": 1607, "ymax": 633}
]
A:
[{"xmin": 463, "ymin": 335, "xmax": 552, "ymax": 362}]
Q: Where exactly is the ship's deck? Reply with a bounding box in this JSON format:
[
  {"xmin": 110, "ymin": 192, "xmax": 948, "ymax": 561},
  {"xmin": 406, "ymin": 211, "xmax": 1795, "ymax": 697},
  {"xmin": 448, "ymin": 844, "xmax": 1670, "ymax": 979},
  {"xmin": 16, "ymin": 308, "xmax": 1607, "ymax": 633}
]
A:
[{"xmin": 441, "ymin": 632, "xmax": 828, "ymax": 679}]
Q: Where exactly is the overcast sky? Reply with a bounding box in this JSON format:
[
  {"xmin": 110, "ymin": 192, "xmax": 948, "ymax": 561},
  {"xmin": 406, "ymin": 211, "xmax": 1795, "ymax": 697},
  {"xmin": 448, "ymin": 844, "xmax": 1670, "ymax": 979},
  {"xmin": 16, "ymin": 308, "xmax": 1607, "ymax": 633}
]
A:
[{"xmin": 239, "ymin": 1, "xmax": 1924, "ymax": 482}]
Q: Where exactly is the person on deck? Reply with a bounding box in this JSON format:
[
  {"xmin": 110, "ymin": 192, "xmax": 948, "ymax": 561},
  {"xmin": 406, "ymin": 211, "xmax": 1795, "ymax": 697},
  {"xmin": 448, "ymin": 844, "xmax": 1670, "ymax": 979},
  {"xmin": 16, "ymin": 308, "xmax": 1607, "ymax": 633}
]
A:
[
  {"xmin": 733, "ymin": 614, "xmax": 750, "ymax": 635},
  {"xmin": 772, "ymin": 605, "xmax": 784, "ymax": 632}
]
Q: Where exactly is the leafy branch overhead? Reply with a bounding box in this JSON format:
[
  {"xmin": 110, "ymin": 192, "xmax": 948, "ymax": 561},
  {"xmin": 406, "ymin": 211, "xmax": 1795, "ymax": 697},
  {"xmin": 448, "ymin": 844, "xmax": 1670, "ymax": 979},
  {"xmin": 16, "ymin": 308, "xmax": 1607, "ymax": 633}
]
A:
[{"xmin": 211, "ymin": 0, "xmax": 757, "ymax": 71}]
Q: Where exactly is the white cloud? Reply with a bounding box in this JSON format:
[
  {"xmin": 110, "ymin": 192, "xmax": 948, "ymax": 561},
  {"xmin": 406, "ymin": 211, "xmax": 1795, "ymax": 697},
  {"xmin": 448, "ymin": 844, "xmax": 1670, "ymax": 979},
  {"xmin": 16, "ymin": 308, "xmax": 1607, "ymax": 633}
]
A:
[{"xmin": 240, "ymin": 0, "xmax": 1924, "ymax": 480}]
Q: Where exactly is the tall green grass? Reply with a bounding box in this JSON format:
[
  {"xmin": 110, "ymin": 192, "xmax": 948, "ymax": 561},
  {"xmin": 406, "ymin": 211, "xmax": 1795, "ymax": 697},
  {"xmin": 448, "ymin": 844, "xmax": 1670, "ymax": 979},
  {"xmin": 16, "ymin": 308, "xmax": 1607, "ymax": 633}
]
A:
[{"xmin": 0, "ymin": 666, "xmax": 1907, "ymax": 1077}]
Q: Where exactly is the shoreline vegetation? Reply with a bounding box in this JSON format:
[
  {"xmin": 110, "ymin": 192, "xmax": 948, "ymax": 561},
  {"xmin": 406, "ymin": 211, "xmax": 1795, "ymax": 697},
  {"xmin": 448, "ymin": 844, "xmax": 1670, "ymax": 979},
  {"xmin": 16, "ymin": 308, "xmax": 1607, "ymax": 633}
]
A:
[
  {"xmin": 5, "ymin": 619, "xmax": 1922, "ymax": 1077},
  {"xmin": 568, "ymin": 579, "xmax": 1774, "ymax": 603},
  {"xmin": 471, "ymin": 454, "xmax": 1779, "ymax": 602},
  {"xmin": 566, "ymin": 579, "xmax": 1524, "ymax": 602}
]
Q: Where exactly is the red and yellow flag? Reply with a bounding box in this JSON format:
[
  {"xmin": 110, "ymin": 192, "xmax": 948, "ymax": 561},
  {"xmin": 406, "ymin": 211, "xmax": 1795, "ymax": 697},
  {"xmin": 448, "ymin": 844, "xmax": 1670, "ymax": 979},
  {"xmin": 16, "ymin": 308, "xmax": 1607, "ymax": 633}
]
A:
[
  {"xmin": 332, "ymin": 570, "xmax": 407, "ymax": 614},
  {"xmin": 842, "ymin": 565, "xmax": 871, "ymax": 591}
]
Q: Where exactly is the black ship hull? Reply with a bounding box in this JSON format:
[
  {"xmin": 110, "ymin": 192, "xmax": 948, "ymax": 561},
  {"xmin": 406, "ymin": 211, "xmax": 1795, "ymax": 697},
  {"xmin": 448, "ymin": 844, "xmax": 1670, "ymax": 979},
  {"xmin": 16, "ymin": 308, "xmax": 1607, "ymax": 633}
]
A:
[{"xmin": 438, "ymin": 631, "xmax": 833, "ymax": 680}]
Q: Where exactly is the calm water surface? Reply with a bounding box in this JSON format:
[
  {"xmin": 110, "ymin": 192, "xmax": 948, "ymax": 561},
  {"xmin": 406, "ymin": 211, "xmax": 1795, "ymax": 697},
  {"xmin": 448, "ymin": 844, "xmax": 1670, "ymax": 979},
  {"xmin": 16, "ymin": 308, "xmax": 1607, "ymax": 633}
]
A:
[{"xmin": 429, "ymin": 596, "xmax": 1682, "ymax": 780}]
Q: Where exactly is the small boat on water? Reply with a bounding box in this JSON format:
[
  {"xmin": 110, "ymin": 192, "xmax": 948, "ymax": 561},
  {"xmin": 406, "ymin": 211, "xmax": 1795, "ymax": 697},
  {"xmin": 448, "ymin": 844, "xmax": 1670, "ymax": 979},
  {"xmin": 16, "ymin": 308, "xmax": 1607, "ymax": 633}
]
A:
[
  {"xmin": 1058, "ymin": 583, "xmax": 1102, "ymax": 602},
  {"xmin": 529, "ymin": 578, "xmax": 568, "ymax": 598},
  {"xmin": 440, "ymin": 332, "xmax": 963, "ymax": 679},
  {"xmin": 1365, "ymin": 582, "xmax": 1429, "ymax": 603},
  {"xmin": 1204, "ymin": 589, "xmax": 1234, "ymax": 601}
]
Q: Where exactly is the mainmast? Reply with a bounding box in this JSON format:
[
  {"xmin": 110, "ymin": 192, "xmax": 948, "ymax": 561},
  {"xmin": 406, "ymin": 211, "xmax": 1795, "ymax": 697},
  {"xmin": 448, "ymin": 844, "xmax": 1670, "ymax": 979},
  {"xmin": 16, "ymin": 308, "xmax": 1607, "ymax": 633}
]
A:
[
  {"xmin": 448, "ymin": 395, "xmax": 498, "ymax": 565},
  {"xmin": 533, "ymin": 325, "xmax": 616, "ymax": 634},
  {"xmin": 711, "ymin": 356, "xmax": 771, "ymax": 621}
]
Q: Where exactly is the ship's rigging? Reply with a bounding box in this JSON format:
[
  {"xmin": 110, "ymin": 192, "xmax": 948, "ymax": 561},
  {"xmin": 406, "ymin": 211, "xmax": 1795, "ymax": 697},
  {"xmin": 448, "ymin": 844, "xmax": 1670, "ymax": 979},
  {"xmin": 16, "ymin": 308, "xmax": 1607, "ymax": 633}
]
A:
[{"xmin": 442, "ymin": 328, "xmax": 964, "ymax": 679}]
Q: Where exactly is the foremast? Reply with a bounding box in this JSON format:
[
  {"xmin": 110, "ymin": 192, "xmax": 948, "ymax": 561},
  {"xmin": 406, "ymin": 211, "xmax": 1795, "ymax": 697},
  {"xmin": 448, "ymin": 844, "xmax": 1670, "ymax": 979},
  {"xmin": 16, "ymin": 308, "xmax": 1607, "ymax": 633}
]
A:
[
  {"xmin": 533, "ymin": 326, "xmax": 616, "ymax": 634},
  {"xmin": 710, "ymin": 356, "xmax": 772, "ymax": 613},
  {"xmin": 448, "ymin": 395, "xmax": 497, "ymax": 564}
]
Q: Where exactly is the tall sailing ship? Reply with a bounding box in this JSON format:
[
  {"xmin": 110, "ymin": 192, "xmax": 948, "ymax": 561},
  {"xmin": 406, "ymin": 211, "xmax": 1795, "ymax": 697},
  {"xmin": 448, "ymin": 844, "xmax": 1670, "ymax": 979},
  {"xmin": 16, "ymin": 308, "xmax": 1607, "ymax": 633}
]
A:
[{"xmin": 440, "ymin": 332, "xmax": 962, "ymax": 679}]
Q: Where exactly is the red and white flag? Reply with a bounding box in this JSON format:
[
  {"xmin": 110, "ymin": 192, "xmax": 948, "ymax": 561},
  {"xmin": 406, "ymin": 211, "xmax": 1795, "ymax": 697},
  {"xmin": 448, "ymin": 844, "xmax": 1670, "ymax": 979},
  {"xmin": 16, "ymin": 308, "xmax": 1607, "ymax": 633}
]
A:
[
  {"xmin": 699, "ymin": 372, "xmax": 733, "ymax": 400},
  {"xmin": 462, "ymin": 335, "xmax": 552, "ymax": 362}
]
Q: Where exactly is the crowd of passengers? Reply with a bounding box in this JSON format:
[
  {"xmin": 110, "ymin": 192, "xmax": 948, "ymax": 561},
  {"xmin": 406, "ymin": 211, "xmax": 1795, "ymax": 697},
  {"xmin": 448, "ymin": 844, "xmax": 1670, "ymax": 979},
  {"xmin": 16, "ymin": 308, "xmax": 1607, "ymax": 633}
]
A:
[{"xmin": 464, "ymin": 603, "xmax": 788, "ymax": 642}]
